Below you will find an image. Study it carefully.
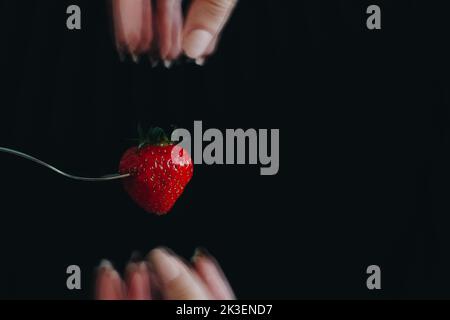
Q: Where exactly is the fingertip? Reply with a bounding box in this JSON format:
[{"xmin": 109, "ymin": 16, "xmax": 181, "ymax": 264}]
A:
[
  {"xmin": 126, "ymin": 261, "xmax": 151, "ymax": 300},
  {"xmin": 148, "ymin": 247, "xmax": 182, "ymax": 284},
  {"xmin": 192, "ymin": 249, "xmax": 235, "ymax": 300},
  {"xmin": 155, "ymin": 0, "xmax": 173, "ymax": 60},
  {"xmin": 182, "ymin": 0, "xmax": 237, "ymax": 58},
  {"xmin": 148, "ymin": 247, "xmax": 211, "ymax": 300},
  {"xmin": 98, "ymin": 259, "xmax": 114, "ymax": 270},
  {"xmin": 95, "ymin": 260, "xmax": 125, "ymax": 300},
  {"xmin": 137, "ymin": 0, "xmax": 154, "ymax": 54},
  {"xmin": 183, "ymin": 29, "xmax": 214, "ymax": 59}
]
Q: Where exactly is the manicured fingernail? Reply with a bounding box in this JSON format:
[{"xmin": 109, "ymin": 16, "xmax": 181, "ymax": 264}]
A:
[
  {"xmin": 96, "ymin": 260, "xmax": 123, "ymax": 300},
  {"xmin": 192, "ymin": 247, "xmax": 211, "ymax": 263},
  {"xmin": 99, "ymin": 259, "xmax": 114, "ymax": 270},
  {"xmin": 149, "ymin": 57, "xmax": 159, "ymax": 68},
  {"xmin": 163, "ymin": 60, "xmax": 173, "ymax": 69},
  {"xmin": 195, "ymin": 57, "xmax": 206, "ymax": 66},
  {"xmin": 131, "ymin": 54, "xmax": 140, "ymax": 63},
  {"xmin": 126, "ymin": 261, "xmax": 138, "ymax": 274},
  {"xmin": 138, "ymin": 261, "xmax": 148, "ymax": 273},
  {"xmin": 183, "ymin": 29, "xmax": 213, "ymax": 59},
  {"xmin": 157, "ymin": 246, "xmax": 177, "ymax": 257},
  {"xmin": 98, "ymin": 259, "xmax": 120, "ymax": 281},
  {"xmin": 149, "ymin": 248, "xmax": 181, "ymax": 284},
  {"xmin": 126, "ymin": 262, "xmax": 150, "ymax": 300},
  {"xmin": 126, "ymin": 261, "xmax": 147, "ymax": 277},
  {"xmin": 97, "ymin": 259, "xmax": 120, "ymax": 288}
]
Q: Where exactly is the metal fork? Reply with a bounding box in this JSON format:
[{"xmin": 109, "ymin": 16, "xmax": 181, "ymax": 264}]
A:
[{"xmin": 0, "ymin": 147, "xmax": 130, "ymax": 182}]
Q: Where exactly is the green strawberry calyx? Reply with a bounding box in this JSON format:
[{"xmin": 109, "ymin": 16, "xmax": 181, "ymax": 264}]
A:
[{"xmin": 137, "ymin": 125, "xmax": 174, "ymax": 149}]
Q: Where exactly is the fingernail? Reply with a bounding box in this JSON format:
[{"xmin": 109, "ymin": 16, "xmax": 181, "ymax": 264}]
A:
[
  {"xmin": 98, "ymin": 259, "xmax": 120, "ymax": 280},
  {"xmin": 125, "ymin": 261, "xmax": 145, "ymax": 279},
  {"xmin": 138, "ymin": 261, "xmax": 148, "ymax": 273},
  {"xmin": 99, "ymin": 259, "xmax": 114, "ymax": 270},
  {"xmin": 130, "ymin": 251, "xmax": 142, "ymax": 262},
  {"xmin": 163, "ymin": 60, "xmax": 173, "ymax": 69},
  {"xmin": 126, "ymin": 261, "xmax": 138, "ymax": 274},
  {"xmin": 149, "ymin": 57, "xmax": 159, "ymax": 68},
  {"xmin": 149, "ymin": 248, "xmax": 181, "ymax": 284},
  {"xmin": 126, "ymin": 260, "xmax": 147, "ymax": 277},
  {"xmin": 157, "ymin": 246, "xmax": 177, "ymax": 257},
  {"xmin": 183, "ymin": 29, "xmax": 213, "ymax": 59},
  {"xmin": 192, "ymin": 247, "xmax": 211, "ymax": 263},
  {"xmin": 96, "ymin": 260, "xmax": 123, "ymax": 300},
  {"xmin": 126, "ymin": 262, "xmax": 149, "ymax": 300},
  {"xmin": 131, "ymin": 54, "xmax": 140, "ymax": 64},
  {"xmin": 195, "ymin": 57, "xmax": 206, "ymax": 66}
]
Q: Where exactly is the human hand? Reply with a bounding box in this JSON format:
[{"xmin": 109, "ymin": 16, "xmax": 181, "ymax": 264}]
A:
[
  {"xmin": 95, "ymin": 247, "xmax": 235, "ymax": 300},
  {"xmin": 111, "ymin": 0, "xmax": 237, "ymax": 65}
]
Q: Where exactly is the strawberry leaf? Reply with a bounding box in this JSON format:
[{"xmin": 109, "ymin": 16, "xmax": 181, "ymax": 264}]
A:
[{"xmin": 136, "ymin": 125, "xmax": 172, "ymax": 149}]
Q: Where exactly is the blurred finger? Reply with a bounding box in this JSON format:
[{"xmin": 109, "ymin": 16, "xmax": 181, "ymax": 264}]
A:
[
  {"xmin": 148, "ymin": 248, "xmax": 211, "ymax": 300},
  {"xmin": 192, "ymin": 248, "xmax": 235, "ymax": 300},
  {"xmin": 167, "ymin": 0, "xmax": 183, "ymax": 61},
  {"xmin": 183, "ymin": 0, "xmax": 237, "ymax": 59},
  {"xmin": 204, "ymin": 35, "xmax": 219, "ymax": 57},
  {"xmin": 125, "ymin": 262, "xmax": 152, "ymax": 300},
  {"xmin": 112, "ymin": 0, "xmax": 153, "ymax": 60},
  {"xmin": 137, "ymin": 0, "xmax": 154, "ymax": 55},
  {"xmin": 194, "ymin": 35, "xmax": 219, "ymax": 65},
  {"xmin": 156, "ymin": 0, "xmax": 176, "ymax": 60},
  {"xmin": 95, "ymin": 260, "xmax": 126, "ymax": 300}
]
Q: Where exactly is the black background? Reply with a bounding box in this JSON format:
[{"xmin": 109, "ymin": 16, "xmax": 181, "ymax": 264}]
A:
[{"xmin": 0, "ymin": 0, "xmax": 449, "ymax": 299}]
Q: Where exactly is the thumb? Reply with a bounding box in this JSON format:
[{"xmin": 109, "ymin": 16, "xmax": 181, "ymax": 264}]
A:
[{"xmin": 183, "ymin": 0, "xmax": 237, "ymax": 59}]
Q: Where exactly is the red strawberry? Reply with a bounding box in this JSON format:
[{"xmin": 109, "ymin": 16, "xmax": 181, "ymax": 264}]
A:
[{"xmin": 119, "ymin": 127, "xmax": 193, "ymax": 215}]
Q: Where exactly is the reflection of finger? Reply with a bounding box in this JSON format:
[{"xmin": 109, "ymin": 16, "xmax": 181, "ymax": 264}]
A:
[
  {"xmin": 183, "ymin": 0, "xmax": 237, "ymax": 59},
  {"xmin": 95, "ymin": 260, "xmax": 125, "ymax": 300},
  {"xmin": 112, "ymin": 0, "xmax": 153, "ymax": 58},
  {"xmin": 148, "ymin": 248, "xmax": 211, "ymax": 300},
  {"xmin": 125, "ymin": 262, "xmax": 152, "ymax": 300},
  {"xmin": 192, "ymin": 248, "xmax": 235, "ymax": 300}
]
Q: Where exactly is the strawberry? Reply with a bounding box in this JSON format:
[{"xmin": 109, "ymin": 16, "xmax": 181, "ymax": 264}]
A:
[{"xmin": 119, "ymin": 127, "xmax": 193, "ymax": 215}]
